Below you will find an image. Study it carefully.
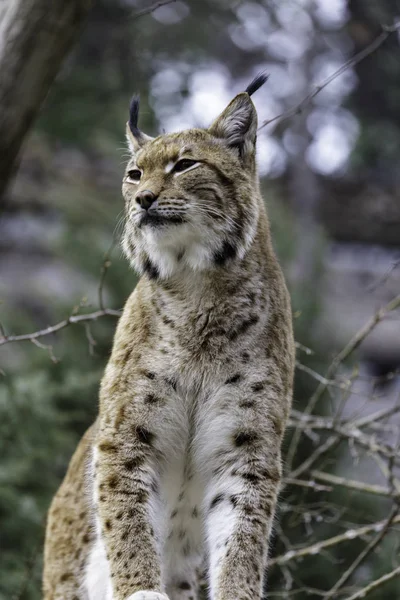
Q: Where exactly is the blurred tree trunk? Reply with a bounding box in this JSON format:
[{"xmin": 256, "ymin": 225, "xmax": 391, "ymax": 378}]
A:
[{"xmin": 0, "ymin": 0, "xmax": 94, "ymax": 204}]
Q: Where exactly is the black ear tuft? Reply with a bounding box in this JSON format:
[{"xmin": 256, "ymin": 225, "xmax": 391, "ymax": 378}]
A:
[
  {"xmin": 245, "ymin": 72, "xmax": 269, "ymax": 97},
  {"xmin": 129, "ymin": 94, "xmax": 141, "ymax": 137}
]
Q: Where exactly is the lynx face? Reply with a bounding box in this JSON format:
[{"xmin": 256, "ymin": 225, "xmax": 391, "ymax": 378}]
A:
[{"xmin": 122, "ymin": 92, "xmax": 262, "ymax": 280}]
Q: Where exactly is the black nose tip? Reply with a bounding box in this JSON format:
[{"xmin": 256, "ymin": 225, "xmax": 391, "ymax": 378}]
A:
[{"xmin": 136, "ymin": 190, "xmax": 157, "ymax": 211}]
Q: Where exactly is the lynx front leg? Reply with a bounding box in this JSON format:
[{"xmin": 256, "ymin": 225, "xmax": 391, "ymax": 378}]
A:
[
  {"xmin": 199, "ymin": 384, "xmax": 287, "ymax": 600},
  {"xmin": 92, "ymin": 387, "xmax": 177, "ymax": 600}
]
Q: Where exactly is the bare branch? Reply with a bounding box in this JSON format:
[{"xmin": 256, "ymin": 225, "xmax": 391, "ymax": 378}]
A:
[
  {"xmin": 134, "ymin": 0, "xmax": 177, "ymax": 19},
  {"xmin": 286, "ymin": 294, "xmax": 400, "ymax": 472},
  {"xmin": 324, "ymin": 504, "xmax": 400, "ymax": 599},
  {"xmin": 31, "ymin": 337, "xmax": 58, "ymax": 363},
  {"xmin": 0, "ymin": 308, "xmax": 121, "ymax": 347},
  {"xmin": 344, "ymin": 564, "xmax": 400, "ymax": 600},
  {"xmin": 259, "ymin": 21, "xmax": 400, "ymax": 131},
  {"xmin": 310, "ymin": 470, "xmax": 400, "ymax": 500},
  {"xmin": 270, "ymin": 514, "xmax": 400, "ymax": 568}
]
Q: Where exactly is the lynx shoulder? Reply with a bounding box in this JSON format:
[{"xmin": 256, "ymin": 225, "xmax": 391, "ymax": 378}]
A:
[{"xmin": 43, "ymin": 73, "xmax": 295, "ymax": 600}]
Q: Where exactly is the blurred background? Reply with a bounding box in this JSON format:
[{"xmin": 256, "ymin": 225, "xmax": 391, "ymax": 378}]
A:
[{"xmin": 1, "ymin": 0, "xmax": 400, "ymax": 598}]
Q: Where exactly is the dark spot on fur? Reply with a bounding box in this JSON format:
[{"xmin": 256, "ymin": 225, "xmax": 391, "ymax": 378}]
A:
[
  {"xmin": 82, "ymin": 533, "xmax": 90, "ymax": 544},
  {"xmin": 108, "ymin": 475, "xmax": 119, "ymax": 489},
  {"xmin": 242, "ymin": 351, "xmax": 250, "ymax": 362},
  {"xmin": 116, "ymin": 551, "xmax": 122, "ymax": 558},
  {"xmin": 144, "ymin": 370, "xmax": 156, "ymax": 379},
  {"xmin": 143, "ymin": 256, "xmax": 159, "ymax": 280},
  {"xmin": 192, "ymin": 506, "xmax": 198, "ymax": 518},
  {"xmin": 98, "ymin": 441, "xmax": 117, "ymax": 453},
  {"xmin": 178, "ymin": 581, "xmax": 191, "ymax": 590},
  {"xmin": 234, "ymin": 431, "xmax": 258, "ymax": 446},
  {"xmin": 60, "ymin": 572, "xmax": 72, "ymax": 582},
  {"xmin": 171, "ymin": 509, "xmax": 178, "ymax": 518},
  {"xmin": 210, "ymin": 493, "xmax": 225, "ymax": 510},
  {"xmin": 144, "ymin": 393, "xmax": 159, "ymax": 404},
  {"xmin": 136, "ymin": 426, "xmax": 155, "ymax": 445},
  {"xmin": 229, "ymin": 315, "xmax": 259, "ymax": 341},
  {"xmin": 225, "ymin": 373, "xmax": 241, "ymax": 384},
  {"xmin": 242, "ymin": 472, "xmax": 260, "ymax": 484},
  {"xmin": 116, "ymin": 511, "xmax": 123, "ymax": 520},
  {"xmin": 166, "ymin": 376, "xmax": 178, "ymax": 391},
  {"xmin": 124, "ymin": 455, "xmax": 144, "ymax": 470},
  {"xmin": 136, "ymin": 489, "xmax": 149, "ymax": 503},
  {"xmin": 162, "ymin": 315, "xmax": 175, "ymax": 328},
  {"xmin": 251, "ymin": 381, "xmax": 265, "ymax": 392},
  {"xmin": 214, "ymin": 239, "xmax": 237, "ymax": 266},
  {"xmin": 239, "ymin": 400, "xmax": 255, "ymax": 409},
  {"xmin": 105, "ymin": 519, "xmax": 112, "ymax": 530},
  {"xmin": 230, "ymin": 495, "xmax": 239, "ymax": 507}
]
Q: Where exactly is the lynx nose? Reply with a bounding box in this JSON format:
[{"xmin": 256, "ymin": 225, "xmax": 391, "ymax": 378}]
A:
[{"xmin": 136, "ymin": 190, "xmax": 157, "ymax": 211}]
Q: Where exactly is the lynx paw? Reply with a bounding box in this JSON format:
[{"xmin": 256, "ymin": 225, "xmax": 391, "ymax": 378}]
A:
[{"xmin": 127, "ymin": 593, "xmax": 170, "ymax": 600}]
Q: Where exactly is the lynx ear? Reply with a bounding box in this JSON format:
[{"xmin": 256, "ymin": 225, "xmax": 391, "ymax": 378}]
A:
[
  {"xmin": 208, "ymin": 73, "xmax": 268, "ymax": 161},
  {"xmin": 208, "ymin": 93, "xmax": 257, "ymax": 159},
  {"xmin": 126, "ymin": 95, "xmax": 154, "ymax": 154}
]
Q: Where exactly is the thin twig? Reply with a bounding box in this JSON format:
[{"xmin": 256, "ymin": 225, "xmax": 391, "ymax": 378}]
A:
[
  {"xmin": 310, "ymin": 470, "xmax": 399, "ymax": 499},
  {"xmin": 31, "ymin": 337, "xmax": 58, "ymax": 363},
  {"xmin": 324, "ymin": 504, "xmax": 399, "ymax": 599},
  {"xmin": 0, "ymin": 308, "xmax": 121, "ymax": 346},
  {"xmin": 286, "ymin": 294, "xmax": 400, "ymax": 472},
  {"xmin": 344, "ymin": 564, "xmax": 400, "ymax": 600},
  {"xmin": 259, "ymin": 21, "xmax": 400, "ymax": 131},
  {"xmin": 283, "ymin": 476, "xmax": 332, "ymax": 493},
  {"xmin": 270, "ymin": 514, "xmax": 400, "ymax": 567},
  {"xmin": 134, "ymin": 0, "xmax": 177, "ymax": 19}
]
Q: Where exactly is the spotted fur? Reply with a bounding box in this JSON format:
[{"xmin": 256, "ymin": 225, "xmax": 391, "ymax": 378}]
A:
[{"xmin": 43, "ymin": 76, "xmax": 295, "ymax": 600}]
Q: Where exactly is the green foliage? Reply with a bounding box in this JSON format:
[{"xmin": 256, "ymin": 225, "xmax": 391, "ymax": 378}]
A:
[{"xmin": 0, "ymin": 368, "xmax": 100, "ymax": 599}]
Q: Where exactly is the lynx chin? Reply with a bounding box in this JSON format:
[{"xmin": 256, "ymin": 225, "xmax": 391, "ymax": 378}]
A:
[{"xmin": 43, "ymin": 73, "xmax": 295, "ymax": 600}]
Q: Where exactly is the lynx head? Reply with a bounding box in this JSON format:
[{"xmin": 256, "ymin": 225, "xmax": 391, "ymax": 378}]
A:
[{"xmin": 122, "ymin": 74, "xmax": 268, "ymax": 280}]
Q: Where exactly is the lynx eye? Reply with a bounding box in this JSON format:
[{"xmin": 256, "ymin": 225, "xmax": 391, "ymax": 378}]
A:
[
  {"xmin": 126, "ymin": 169, "xmax": 142, "ymax": 183},
  {"xmin": 173, "ymin": 159, "xmax": 198, "ymax": 173}
]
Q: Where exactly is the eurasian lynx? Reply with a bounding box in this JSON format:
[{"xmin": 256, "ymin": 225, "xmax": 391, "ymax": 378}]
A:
[{"xmin": 43, "ymin": 74, "xmax": 295, "ymax": 600}]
